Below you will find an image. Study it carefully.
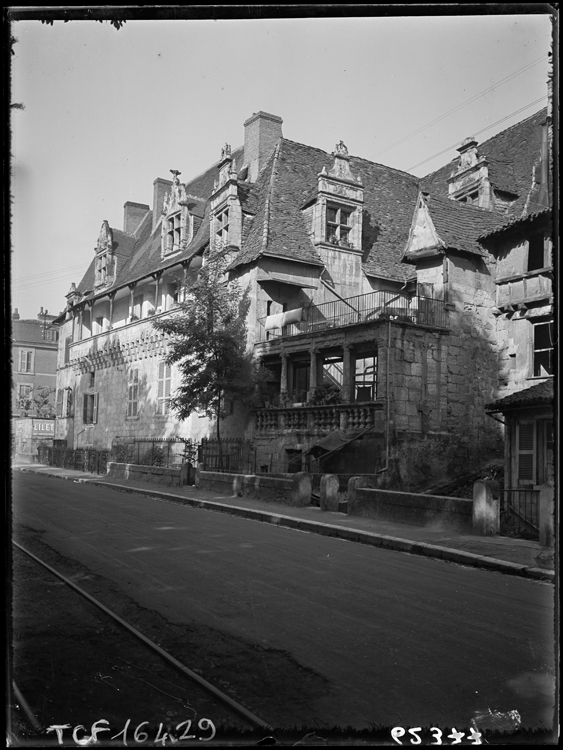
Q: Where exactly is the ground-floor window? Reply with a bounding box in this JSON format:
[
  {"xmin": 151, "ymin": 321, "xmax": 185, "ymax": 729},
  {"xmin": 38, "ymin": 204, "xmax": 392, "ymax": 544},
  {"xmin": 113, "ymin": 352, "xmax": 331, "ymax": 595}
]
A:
[
  {"xmin": 128, "ymin": 369, "xmax": 139, "ymax": 417},
  {"xmin": 157, "ymin": 362, "xmax": 172, "ymax": 415},
  {"xmin": 82, "ymin": 393, "xmax": 98, "ymax": 424},
  {"xmin": 516, "ymin": 418, "xmax": 554, "ymax": 486}
]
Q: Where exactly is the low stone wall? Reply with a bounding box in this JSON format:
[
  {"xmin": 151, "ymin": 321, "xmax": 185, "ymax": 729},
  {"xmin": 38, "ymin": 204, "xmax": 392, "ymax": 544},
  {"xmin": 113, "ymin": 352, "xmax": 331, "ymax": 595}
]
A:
[
  {"xmin": 348, "ymin": 478, "xmax": 473, "ymax": 531},
  {"xmin": 106, "ymin": 462, "xmax": 188, "ymax": 487},
  {"xmin": 196, "ymin": 469, "xmax": 311, "ymax": 507}
]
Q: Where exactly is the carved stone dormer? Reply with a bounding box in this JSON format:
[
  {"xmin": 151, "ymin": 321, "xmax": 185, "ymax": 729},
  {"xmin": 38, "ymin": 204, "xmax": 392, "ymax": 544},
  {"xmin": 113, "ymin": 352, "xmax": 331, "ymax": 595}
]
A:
[
  {"xmin": 209, "ymin": 143, "xmax": 242, "ymax": 256},
  {"xmin": 94, "ymin": 220, "xmax": 116, "ymax": 290},
  {"xmin": 161, "ymin": 170, "xmax": 193, "ymax": 258},
  {"xmin": 447, "ymin": 137, "xmax": 492, "ymax": 209},
  {"xmin": 65, "ymin": 282, "xmax": 82, "ymax": 309},
  {"xmin": 311, "ymin": 141, "xmax": 364, "ymax": 251}
]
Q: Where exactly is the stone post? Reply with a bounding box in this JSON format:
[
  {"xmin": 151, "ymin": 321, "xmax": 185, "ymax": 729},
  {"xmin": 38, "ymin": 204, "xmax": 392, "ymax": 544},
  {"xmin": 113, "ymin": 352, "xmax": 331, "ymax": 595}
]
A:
[
  {"xmin": 308, "ymin": 348, "xmax": 318, "ymax": 402},
  {"xmin": 280, "ymin": 354, "xmax": 288, "ymax": 396},
  {"xmin": 472, "ymin": 479, "xmax": 500, "ymax": 535},
  {"xmin": 341, "ymin": 345, "xmax": 352, "ymax": 402},
  {"xmin": 320, "ymin": 474, "xmax": 340, "ymax": 512},
  {"xmin": 347, "ymin": 476, "xmax": 368, "ymax": 514},
  {"xmin": 291, "ymin": 472, "xmax": 312, "ymax": 507},
  {"xmin": 538, "ymin": 482, "xmax": 554, "ymax": 548}
]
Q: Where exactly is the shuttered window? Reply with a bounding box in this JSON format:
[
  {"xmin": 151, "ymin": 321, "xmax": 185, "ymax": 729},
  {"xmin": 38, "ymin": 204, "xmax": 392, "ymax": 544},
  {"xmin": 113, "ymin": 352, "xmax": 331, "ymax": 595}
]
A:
[
  {"xmin": 157, "ymin": 362, "xmax": 171, "ymax": 416},
  {"xmin": 517, "ymin": 422, "xmax": 536, "ymax": 485},
  {"xmin": 82, "ymin": 393, "xmax": 98, "ymax": 424},
  {"xmin": 19, "ymin": 350, "xmax": 34, "ymax": 373},
  {"xmin": 56, "ymin": 389, "xmax": 63, "ymax": 417},
  {"xmin": 127, "ymin": 369, "xmax": 139, "ymax": 417}
]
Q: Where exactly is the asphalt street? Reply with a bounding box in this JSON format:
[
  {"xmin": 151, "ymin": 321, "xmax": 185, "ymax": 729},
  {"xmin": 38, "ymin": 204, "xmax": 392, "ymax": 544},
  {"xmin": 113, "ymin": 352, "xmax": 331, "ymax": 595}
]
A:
[{"xmin": 12, "ymin": 471, "xmax": 555, "ymax": 731}]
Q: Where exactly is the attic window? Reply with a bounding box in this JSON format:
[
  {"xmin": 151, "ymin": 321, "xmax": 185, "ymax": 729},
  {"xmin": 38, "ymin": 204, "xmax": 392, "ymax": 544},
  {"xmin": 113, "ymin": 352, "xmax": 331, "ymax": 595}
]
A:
[
  {"xmin": 458, "ymin": 190, "xmax": 479, "ymax": 205},
  {"xmin": 95, "ymin": 254, "xmax": 108, "ymax": 286},
  {"xmin": 165, "ymin": 212, "xmax": 182, "ymax": 255},
  {"xmin": 326, "ymin": 205, "xmax": 353, "ymax": 246},
  {"xmin": 215, "ymin": 206, "xmax": 230, "ymax": 249}
]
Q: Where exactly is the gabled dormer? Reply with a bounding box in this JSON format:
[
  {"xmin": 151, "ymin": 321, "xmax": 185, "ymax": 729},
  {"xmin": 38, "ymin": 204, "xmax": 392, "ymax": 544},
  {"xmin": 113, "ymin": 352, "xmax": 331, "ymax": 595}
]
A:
[
  {"xmin": 310, "ymin": 142, "xmax": 364, "ymax": 252},
  {"xmin": 403, "ymin": 192, "xmax": 446, "ymax": 262},
  {"xmin": 209, "ymin": 144, "xmax": 242, "ymax": 257},
  {"xmin": 94, "ymin": 220, "xmax": 116, "ymax": 290},
  {"xmin": 161, "ymin": 170, "xmax": 194, "ymax": 259},
  {"xmin": 447, "ymin": 137, "xmax": 493, "ymax": 209}
]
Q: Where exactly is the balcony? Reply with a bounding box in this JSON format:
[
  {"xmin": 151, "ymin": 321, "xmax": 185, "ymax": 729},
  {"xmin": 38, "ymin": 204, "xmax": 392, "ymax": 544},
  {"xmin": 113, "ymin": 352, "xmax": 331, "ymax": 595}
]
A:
[
  {"xmin": 257, "ymin": 291, "xmax": 448, "ymax": 342},
  {"xmin": 255, "ymin": 402, "xmax": 384, "ymax": 434},
  {"xmin": 495, "ymin": 267, "xmax": 552, "ymax": 310}
]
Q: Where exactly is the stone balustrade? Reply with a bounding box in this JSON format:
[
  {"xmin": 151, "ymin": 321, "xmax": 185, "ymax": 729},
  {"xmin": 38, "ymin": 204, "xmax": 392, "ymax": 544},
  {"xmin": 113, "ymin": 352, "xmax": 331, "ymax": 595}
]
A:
[{"xmin": 254, "ymin": 402, "xmax": 383, "ymax": 434}]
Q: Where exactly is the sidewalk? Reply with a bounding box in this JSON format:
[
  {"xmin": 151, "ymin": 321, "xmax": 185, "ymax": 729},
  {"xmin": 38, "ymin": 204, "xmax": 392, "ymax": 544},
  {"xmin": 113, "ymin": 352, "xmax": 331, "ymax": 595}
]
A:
[{"xmin": 13, "ymin": 464, "xmax": 555, "ymax": 581}]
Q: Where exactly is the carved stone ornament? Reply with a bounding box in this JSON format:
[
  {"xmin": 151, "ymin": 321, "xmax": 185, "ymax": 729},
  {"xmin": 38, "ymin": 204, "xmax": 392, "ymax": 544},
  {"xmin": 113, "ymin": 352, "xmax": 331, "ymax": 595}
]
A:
[
  {"xmin": 163, "ymin": 171, "xmax": 188, "ymax": 216},
  {"xmin": 456, "ymin": 137, "xmax": 479, "ymax": 172},
  {"xmin": 96, "ymin": 220, "xmax": 113, "ymax": 255},
  {"xmin": 328, "ymin": 140, "xmax": 360, "ymax": 183},
  {"xmin": 334, "ymin": 140, "xmax": 349, "ymax": 157},
  {"xmin": 221, "ymin": 143, "xmax": 232, "ymax": 161}
]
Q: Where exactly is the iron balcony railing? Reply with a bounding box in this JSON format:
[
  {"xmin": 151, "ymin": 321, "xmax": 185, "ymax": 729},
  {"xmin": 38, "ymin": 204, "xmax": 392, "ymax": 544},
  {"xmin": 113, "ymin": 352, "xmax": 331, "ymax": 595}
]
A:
[{"xmin": 257, "ymin": 291, "xmax": 448, "ymax": 342}]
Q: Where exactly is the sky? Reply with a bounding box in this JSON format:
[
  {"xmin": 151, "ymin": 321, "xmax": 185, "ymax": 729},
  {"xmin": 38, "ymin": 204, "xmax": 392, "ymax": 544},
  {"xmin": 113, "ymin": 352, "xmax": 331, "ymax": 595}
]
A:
[{"xmin": 9, "ymin": 10, "xmax": 553, "ymax": 321}]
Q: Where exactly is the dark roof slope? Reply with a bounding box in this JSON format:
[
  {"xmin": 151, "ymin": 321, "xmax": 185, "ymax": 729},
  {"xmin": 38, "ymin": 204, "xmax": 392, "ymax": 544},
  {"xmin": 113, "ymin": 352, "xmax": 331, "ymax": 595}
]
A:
[
  {"xmin": 424, "ymin": 194, "xmax": 505, "ymax": 256},
  {"xmin": 12, "ymin": 319, "xmax": 58, "ymax": 345},
  {"xmin": 421, "ymin": 108, "xmax": 547, "ymax": 217},
  {"xmin": 486, "ymin": 379, "xmax": 554, "ymax": 411},
  {"xmin": 230, "ymin": 138, "xmax": 420, "ymax": 280}
]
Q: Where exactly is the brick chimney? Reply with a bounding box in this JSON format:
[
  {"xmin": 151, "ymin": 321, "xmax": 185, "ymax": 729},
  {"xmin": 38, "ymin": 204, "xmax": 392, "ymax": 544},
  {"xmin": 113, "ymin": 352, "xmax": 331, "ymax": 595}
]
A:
[
  {"xmin": 124, "ymin": 201, "xmax": 150, "ymax": 234},
  {"xmin": 243, "ymin": 111, "xmax": 283, "ymax": 182},
  {"xmin": 12, "ymin": 308, "xmax": 19, "ymax": 320},
  {"xmin": 153, "ymin": 178, "xmax": 172, "ymax": 231}
]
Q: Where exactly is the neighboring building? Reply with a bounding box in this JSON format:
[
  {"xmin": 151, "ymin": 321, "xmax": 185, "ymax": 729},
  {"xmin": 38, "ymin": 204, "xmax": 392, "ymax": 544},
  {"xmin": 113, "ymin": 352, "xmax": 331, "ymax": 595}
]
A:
[
  {"xmin": 11, "ymin": 307, "xmax": 59, "ymax": 462},
  {"xmin": 53, "ymin": 105, "xmax": 554, "ymax": 490}
]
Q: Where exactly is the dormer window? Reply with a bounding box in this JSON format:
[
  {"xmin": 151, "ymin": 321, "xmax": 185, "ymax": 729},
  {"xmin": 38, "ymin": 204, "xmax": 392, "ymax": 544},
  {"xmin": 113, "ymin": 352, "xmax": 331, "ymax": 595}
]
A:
[
  {"xmin": 161, "ymin": 170, "xmax": 192, "ymax": 259},
  {"xmin": 94, "ymin": 221, "xmax": 115, "ymax": 290},
  {"xmin": 215, "ymin": 206, "xmax": 230, "ymax": 249},
  {"xmin": 165, "ymin": 212, "xmax": 182, "ymax": 254},
  {"xmin": 326, "ymin": 205, "xmax": 353, "ymax": 246},
  {"xmin": 458, "ymin": 190, "xmax": 479, "ymax": 205}
]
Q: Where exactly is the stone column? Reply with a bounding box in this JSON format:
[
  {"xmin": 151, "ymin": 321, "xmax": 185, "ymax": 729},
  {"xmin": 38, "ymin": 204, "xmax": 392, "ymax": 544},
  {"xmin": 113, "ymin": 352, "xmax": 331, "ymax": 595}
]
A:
[
  {"xmin": 78, "ymin": 308, "xmax": 83, "ymax": 341},
  {"xmin": 308, "ymin": 348, "xmax": 318, "ymax": 402},
  {"xmin": 280, "ymin": 353, "xmax": 289, "ymax": 396},
  {"xmin": 108, "ymin": 292, "xmax": 115, "ymax": 330},
  {"xmin": 341, "ymin": 344, "xmax": 353, "ymax": 402},
  {"xmin": 129, "ymin": 283, "xmax": 136, "ymax": 320},
  {"xmin": 153, "ymin": 272, "xmax": 162, "ymax": 311}
]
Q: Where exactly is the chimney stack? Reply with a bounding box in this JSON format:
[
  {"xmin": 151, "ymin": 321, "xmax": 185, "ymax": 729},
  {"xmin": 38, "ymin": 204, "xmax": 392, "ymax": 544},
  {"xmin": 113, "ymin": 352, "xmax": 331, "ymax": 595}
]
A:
[
  {"xmin": 124, "ymin": 201, "xmax": 150, "ymax": 235},
  {"xmin": 243, "ymin": 111, "xmax": 283, "ymax": 182}
]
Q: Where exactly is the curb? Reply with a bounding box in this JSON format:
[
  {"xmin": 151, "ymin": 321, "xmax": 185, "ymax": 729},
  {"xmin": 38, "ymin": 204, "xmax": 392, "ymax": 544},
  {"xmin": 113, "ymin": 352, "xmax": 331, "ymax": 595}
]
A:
[{"xmin": 17, "ymin": 469, "xmax": 555, "ymax": 583}]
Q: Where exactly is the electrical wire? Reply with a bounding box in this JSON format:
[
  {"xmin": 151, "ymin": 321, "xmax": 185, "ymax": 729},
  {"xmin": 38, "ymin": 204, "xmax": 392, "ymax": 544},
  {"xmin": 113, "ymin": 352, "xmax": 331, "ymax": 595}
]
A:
[
  {"xmin": 371, "ymin": 55, "xmax": 547, "ymax": 160},
  {"xmin": 408, "ymin": 96, "xmax": 547, "ymax": 172}
]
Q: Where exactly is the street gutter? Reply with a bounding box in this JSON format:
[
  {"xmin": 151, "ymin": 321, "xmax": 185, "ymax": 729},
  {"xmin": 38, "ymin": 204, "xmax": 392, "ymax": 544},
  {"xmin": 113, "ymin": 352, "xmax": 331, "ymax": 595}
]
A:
[{"xmin": 16, "ymin": 469, "xmax": 554, "ymax": 583}]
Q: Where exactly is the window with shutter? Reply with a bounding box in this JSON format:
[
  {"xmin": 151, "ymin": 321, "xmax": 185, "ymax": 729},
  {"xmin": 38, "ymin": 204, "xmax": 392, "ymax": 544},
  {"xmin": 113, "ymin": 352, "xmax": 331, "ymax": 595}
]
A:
[
  {"xmin": 64, "ymin": 387, "xmax": 73, "ymax": 417},
  {"xmin": 128, "ymin": 369, "xmax": 139, "ymax": 417},
  {"xmin": 82, "ymin": 392, "xmax": 98, "ymax": 424},
  {"xmin": 19, "ymin": 350, "xmax": 34, "ymax": 373},
  {"xmin": 517, "ymin": 422, "xmax": 536, "ymax": 485},
  {"xmin": 56, "ymin": 389, "xmax": 63, "ymax": 417},
  {"xmin": 157, "ymin": 362, "xmax": 171, "ymax": 415}
]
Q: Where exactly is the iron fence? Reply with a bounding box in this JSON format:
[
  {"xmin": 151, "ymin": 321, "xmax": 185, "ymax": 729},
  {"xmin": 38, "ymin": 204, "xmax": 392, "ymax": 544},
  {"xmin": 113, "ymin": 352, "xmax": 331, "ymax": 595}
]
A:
[
  {"xmin": 111, "ymin": 437, "xmax": 196, "ymax": 468},
  {"xmin": 37, "ymin": 446, "xmax": 110, "ymax": 475},
  {"xmin": 199, "ymin": 438, "xmax": 256, "ymax": 474},
  {"xmin": 500, "ymin": 488, "xmax": 539, "ymax": 540},
  {"xmin": 258, "ymin": 291, "xmax": 449, "ymax": 342}
]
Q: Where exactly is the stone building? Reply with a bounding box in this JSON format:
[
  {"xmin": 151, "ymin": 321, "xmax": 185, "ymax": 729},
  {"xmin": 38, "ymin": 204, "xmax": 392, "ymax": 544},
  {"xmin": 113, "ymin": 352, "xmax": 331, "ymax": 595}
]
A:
[
  {"xmin": 53, "ymin": 107, "xmax": 553, "ymax": 489},
  {"xmin": 11, "ymin": 307, "xmax": 59, "ymax": 461}
]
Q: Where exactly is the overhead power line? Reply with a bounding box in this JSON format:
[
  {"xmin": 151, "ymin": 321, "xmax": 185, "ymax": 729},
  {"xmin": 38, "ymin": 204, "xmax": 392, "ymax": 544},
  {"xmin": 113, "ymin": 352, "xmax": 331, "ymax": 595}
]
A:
[
  {"xmin": 372, "ymin": 55, "xmax": 547, "ymax": 160},
  {"xmin": 407, "ymin": 96, "xmax": 547, "ymax": 172}
]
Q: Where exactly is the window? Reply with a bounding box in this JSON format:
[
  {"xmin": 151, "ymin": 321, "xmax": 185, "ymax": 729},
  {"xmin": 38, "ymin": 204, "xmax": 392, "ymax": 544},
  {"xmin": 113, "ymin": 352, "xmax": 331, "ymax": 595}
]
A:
[
  {"xmin": 133, "ymin": 294, "xmax": 143, "ymax": 319},
  {"xmin": 89, "ymin": 371, "xmax": 95, "ymax": 389},
  {"xmin": 64, "ymin": 336, "xmax": 72, "ymax": 364},
  {"xmin": 527, "ymin": 234, "xmax": 546, "ymax": 272},
  {"xmin": 157, "ymin": 362, "xmax": 171, "ymax": 415},
  {"xmin": 326, "ymin": 205, "xmax": 353, "ymax": 246},
  {"xmin": 533, "ymin": 321, "xmax": 553, "ymax": 377},
  {"xmin": 56, "ymin": 388, "xmax": 72, "ymax": 417},
  {"xmin": 18, "ymin": 384, "xmax": 32, "ymax": 406},
  {"xmin": 215, "ymin": 207, "xmax": 229, "ymax": 249},
  {"xmin": 354, "ymin": 354, "xmax": 377, "ymax": 401},
  {"xmin": 517, "ymin": 422, "xmax": 536, "ymax": 485},
  {"xmin": 165, "ymin": 212, "xmax": 182, "ymax": 254},
  {"xmin": 19, "ymin": 350, "xmax": 34, "ymax": 373},
  {"xmin": 458, "ymin": 190, "xmax": 479, "ymax": 205},
  {"xmin": 82, "ymin": 393, "xmax": 98, "ymax": 424},
  {"xmin": 95, "ymin": 316, "xmax": 104, "ymax": 334},
  {"xmin": 291, "ymin": 361, "xmax": 310, "ymax": 399},
  {"xmin": 128, "ymin": 369, "xmax": 139, "ymax": 417}
]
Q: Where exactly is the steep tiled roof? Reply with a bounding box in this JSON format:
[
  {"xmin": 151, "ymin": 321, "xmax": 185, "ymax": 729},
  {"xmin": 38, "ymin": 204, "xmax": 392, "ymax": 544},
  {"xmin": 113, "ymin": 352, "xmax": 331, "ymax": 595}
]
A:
[
  {"xmin": 12, "ymin": 320, "xmax": 59, "ymax": 345},
  {"xmin": 422, "ymin": 194, "xmax": 504, "ymax": 257},
  {"xmin": 421, "ymin": 108, "xmax": 547, "ymax": 217},
  {"xmin": 486, "ymin": 379, "xmax": 554, "ymax": 411},
  {"xmin": 230, "ymin": 138, "xmax": 420, "ymax": 281},
  {"xmin": 478, "ymin": 207, "xmax": 552, "ymax": 241}
]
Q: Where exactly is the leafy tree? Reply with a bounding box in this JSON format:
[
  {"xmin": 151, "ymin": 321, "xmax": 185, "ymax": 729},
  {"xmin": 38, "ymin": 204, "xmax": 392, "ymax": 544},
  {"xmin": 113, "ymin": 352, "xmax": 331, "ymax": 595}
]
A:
[
  {"xmin": 16, "ymin": 385, "xmax": 56, "ymax": 417},
  {"xmin": 153, "ymin": 250, "xmax": 265, "ymax": 451}
]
